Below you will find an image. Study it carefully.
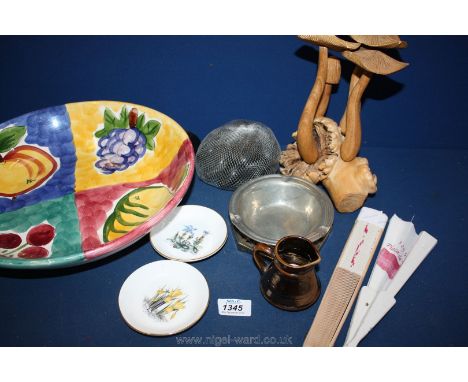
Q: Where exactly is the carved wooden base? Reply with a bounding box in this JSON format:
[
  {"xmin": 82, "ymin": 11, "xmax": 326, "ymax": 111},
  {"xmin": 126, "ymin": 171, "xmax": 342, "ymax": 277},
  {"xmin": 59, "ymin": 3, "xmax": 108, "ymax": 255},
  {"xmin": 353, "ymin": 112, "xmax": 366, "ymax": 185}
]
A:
[{"xmin": 280, "ymin": 117, "xmax": 377, "ymax": 213}]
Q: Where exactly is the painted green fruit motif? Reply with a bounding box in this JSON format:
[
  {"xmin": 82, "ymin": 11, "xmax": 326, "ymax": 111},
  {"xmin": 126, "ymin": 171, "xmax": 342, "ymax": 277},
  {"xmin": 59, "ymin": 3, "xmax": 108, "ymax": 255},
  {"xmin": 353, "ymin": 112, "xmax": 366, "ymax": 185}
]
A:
[{"xmin": 103, "ymin": 186, "xmax": 173, "ymax": 242}]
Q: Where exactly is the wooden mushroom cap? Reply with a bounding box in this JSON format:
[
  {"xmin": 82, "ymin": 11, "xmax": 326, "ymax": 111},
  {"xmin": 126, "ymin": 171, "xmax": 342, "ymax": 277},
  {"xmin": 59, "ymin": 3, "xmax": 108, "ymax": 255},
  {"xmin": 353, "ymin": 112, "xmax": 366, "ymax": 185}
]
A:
[
  {"xmin": 298, "ymin": 35, "xmax": 361, "ymax": 51},
  {"xmin": 350, "ymin": 35, "xmax": 407, "ymax": 49},
  {"xmin": 342, "ymin": 47, "xmax": 409, "ymax": 75}
]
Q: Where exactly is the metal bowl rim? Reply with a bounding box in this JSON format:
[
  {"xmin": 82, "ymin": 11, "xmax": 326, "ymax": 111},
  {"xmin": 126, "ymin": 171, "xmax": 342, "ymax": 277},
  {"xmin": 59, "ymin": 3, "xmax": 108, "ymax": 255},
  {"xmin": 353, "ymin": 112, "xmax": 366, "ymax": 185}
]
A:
[{"xmin": 229, "ymin": 174, "xmax": 334, "ymax": 245}]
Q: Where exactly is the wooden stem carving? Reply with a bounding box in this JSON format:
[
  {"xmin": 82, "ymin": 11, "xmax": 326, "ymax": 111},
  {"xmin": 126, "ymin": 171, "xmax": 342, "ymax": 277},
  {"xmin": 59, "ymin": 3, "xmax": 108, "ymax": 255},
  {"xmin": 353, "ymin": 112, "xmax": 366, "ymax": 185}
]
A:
[
  {"xmin": 296, "ymin": 46, "xmax": 328, "ymax": 164},
  {"xmin": 316, "ymin": 85, "xmax": 332, "ymax": 118},
  {"xmin": 316, "ymin": 57, "xmax": 341, "ymax": 118},
  {"xmin": 339, "ymin": 66, "xmax": 362, "ymax": 134},
  {"xmin": 340, "ymin": 70, "xmax": 372, "ymax": 162}
]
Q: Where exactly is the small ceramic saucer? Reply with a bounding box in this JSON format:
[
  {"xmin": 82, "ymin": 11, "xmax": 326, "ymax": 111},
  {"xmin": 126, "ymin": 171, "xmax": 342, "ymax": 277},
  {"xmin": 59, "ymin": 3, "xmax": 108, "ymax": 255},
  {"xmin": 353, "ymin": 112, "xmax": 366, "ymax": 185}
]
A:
[
  {"xmin": 118, "ymin": 260, "xmax": 209, "ymax": 336},
  {"xmin": 150, "ymin": 205, "xmax": 227, "ymax": 262}
]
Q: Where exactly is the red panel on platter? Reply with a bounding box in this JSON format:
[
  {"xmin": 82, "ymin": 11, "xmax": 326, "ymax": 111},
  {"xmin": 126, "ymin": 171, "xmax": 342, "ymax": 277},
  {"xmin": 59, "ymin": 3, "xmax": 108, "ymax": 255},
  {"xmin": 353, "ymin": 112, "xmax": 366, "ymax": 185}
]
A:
[{"xmin": 75, "ymin": 139, "xmax": 194, "ymax": 257}]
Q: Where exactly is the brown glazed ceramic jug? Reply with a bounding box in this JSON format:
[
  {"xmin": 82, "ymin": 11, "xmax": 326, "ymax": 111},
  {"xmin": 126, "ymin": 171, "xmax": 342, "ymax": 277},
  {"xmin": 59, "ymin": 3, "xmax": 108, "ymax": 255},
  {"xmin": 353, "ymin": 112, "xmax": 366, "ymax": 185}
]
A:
[{"xmin": 253, "ymin": 236, "xmax": 321, "ymax": 311}]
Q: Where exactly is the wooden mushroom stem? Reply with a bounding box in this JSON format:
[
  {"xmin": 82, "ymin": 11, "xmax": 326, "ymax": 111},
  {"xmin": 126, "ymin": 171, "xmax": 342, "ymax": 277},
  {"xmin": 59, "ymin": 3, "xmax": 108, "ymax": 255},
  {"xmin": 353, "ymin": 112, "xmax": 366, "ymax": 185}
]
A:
[
  {"xmin": 340, "ymin": 70, "xmax": 372, "ymax": 162},
  {"xmin": 339, "ymin": 47, "xmax": 409, "ymax": 162},
  {"xmin": 316, "ymin": 83, "xmax": 332, "ymax": 118},
  {"xmin": 316, "ymin": 57, "xmax": 341, "ymax": 118},
  {"xmin": 296, "ymin": 46, "xmax": 328, "ymax": 164},
  {"xmin": 339, "ymin": 66, "xmax": 362, "ymax": 134}
]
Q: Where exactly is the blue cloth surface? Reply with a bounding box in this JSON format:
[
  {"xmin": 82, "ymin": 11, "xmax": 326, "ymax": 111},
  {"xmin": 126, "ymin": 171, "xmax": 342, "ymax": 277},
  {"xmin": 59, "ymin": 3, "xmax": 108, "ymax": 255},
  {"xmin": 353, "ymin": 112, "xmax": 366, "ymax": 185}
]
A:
[{"xmin": 0, "ymin": 36, "xmax": 466, "ymax": 346}]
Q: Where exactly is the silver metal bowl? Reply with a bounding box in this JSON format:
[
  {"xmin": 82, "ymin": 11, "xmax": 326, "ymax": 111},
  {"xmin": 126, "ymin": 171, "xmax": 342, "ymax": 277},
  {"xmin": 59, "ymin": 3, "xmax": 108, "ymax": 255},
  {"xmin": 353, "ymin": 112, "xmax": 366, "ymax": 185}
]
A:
[{"xmin": 229, "ymin": 175, "xmax": 334, "ymax": 251}]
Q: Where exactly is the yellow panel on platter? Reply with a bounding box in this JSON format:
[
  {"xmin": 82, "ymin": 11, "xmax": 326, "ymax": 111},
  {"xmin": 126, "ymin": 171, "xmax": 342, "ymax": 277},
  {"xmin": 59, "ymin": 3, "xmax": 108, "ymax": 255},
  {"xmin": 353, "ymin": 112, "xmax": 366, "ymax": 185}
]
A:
[{"xmin": 67, "ymin": 101, "xmax": 188, "ymax": 192}]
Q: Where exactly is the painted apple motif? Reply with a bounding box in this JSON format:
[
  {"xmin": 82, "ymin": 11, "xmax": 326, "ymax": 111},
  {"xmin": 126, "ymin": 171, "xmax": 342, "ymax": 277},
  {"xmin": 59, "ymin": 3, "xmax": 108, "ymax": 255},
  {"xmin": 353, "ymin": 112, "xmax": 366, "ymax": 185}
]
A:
[{"xmin": 0, "ymin": 126, "xmax": 58, "ymax": 197}]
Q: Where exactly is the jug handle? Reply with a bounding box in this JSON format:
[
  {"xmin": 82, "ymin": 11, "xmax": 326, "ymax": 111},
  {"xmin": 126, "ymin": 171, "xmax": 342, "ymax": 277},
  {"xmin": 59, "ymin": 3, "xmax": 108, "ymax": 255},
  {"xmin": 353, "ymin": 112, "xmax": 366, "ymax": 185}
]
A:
[{"xmin": 253, "ymin": 243, "xmax": 274, "ymax": 274}]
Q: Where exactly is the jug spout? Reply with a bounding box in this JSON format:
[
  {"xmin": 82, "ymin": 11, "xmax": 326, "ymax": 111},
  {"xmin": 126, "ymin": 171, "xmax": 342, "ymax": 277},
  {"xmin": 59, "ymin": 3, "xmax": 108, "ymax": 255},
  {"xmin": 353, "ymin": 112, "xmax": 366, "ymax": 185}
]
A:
[{"xmin": 253, "ymin": 236, "xmax": 322, "ymax": 311}]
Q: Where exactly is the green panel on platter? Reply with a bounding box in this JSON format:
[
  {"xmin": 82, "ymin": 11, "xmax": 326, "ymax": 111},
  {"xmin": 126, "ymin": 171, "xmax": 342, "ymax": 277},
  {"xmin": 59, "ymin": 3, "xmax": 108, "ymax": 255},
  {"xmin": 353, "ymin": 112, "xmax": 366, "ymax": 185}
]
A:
[{"xmin": 0, "ymin": 193, "xmax": 84, "ymax": 268}]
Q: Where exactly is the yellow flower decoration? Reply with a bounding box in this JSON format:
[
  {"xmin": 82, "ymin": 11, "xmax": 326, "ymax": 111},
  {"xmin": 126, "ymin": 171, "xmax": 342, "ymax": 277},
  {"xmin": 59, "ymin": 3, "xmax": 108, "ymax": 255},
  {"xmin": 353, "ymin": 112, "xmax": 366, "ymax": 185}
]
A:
[
  {"xmin": 169, "ymin": 288, "xmax": 183, "ymax": 298},
  {"xmin": 172, "ymin": 300, "xmax": 186, "ymax": 311},
  {"xmin": 156, "ymin": 288, "xmax": 166, "ymax": 295}
]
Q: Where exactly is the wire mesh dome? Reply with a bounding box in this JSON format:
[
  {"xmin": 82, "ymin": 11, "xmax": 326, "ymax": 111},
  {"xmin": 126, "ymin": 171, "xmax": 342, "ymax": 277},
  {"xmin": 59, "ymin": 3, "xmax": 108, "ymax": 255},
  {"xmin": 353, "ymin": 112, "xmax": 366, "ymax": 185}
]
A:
[{"xmin": 195, "ymin": 120, "xmax": 281, "ymax": 190}]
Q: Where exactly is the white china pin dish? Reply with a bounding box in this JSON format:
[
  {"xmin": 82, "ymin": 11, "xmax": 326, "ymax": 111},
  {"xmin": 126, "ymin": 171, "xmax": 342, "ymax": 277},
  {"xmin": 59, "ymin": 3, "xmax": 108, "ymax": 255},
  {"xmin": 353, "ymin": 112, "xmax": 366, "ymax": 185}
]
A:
[
  {"xmin": 150, "ymin": 205, "xmax": 227, "ymax": 262},
  {"xmin": 118, "ymin": 260, "xmax": 209, "ymax": 336}
]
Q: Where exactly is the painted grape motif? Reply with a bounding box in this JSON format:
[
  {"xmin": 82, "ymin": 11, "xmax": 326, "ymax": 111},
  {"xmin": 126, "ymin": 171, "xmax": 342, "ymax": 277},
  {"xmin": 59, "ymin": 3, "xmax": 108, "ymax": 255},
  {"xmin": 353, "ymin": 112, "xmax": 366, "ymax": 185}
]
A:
[
  {"xmin": 95, "ymin": 128, "xmax": 147, "ymax": 174},
  {"xmin": 94, "ymin": 106, "xmax": 161, "ymax": 174}
]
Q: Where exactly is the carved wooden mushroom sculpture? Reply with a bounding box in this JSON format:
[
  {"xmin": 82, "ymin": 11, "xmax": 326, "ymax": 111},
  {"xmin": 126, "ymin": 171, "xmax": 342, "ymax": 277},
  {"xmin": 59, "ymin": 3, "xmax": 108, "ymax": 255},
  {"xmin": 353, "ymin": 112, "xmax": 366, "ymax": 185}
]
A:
[
  {"xmin": 281, "ymin": 35, "xmax": 410, "ymax": 213},
  {"xmin": 340, "ymin": 47, "xmax": 409, "ymax": 161},
  {"xmin": 296, "ymin": 36, "xmax": 360, "ymax": 164}
]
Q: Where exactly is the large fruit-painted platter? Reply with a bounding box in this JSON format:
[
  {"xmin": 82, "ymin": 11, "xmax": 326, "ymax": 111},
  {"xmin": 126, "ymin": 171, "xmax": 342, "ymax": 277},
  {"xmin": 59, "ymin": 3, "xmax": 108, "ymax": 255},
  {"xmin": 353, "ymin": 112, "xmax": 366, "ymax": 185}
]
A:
[{"xmin": 0, "ymin": 101, "xmax": 194, "ymax": 269}]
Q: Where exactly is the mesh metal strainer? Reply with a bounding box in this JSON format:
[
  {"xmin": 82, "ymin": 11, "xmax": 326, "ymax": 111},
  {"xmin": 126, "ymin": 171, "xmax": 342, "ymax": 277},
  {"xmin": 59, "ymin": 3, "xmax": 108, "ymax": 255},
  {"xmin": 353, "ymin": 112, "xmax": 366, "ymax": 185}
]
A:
[{"xmin": 195, "ymin": 120, "xmax": 281, "ymax": 190}]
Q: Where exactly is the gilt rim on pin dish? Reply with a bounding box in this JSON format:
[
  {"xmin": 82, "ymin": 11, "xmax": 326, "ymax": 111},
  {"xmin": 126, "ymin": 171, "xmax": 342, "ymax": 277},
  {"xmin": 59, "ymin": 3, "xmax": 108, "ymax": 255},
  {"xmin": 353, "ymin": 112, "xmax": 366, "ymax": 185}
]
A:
[{"xmin": 229, "ymin": 174, "xmax": 334, "ymax": 247}]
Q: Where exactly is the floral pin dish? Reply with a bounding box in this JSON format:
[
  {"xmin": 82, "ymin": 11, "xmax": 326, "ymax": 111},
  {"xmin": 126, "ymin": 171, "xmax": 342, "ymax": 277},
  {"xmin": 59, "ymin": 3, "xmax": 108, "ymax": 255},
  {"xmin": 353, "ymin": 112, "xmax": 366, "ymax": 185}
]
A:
[
  {"xmin": 0, "ymin": 101, "xmax": 194, "ymax": 269},
  {"xmin": 118, "ymin": 260, "xmax": 210, "ymax": 336},
  {"xmin": 150, "ymin": 205, "xmax": 227, "ymax": 262}
]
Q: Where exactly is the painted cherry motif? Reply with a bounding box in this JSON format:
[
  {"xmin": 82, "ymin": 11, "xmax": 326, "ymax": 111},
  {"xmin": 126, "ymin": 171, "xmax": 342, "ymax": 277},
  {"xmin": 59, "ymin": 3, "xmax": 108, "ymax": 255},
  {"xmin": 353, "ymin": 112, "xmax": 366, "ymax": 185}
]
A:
[
  {"xmin": 0, "ymin": 233, "xmax": 22, "ymax": 249},
  {"xmin": 26, "ymin": 224, "xmax": 55, "ymax": 246},
  {"xmin": 0, "ymin": 224, "xmax": 55, "ymax": 259},
  {"xmin": 18, "ymin": 246, "xmax": 49, "ymax": 259}
]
